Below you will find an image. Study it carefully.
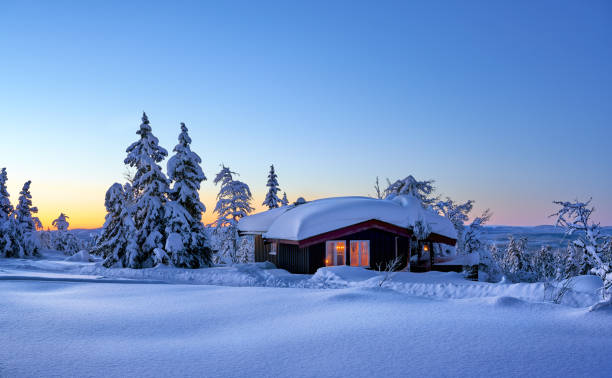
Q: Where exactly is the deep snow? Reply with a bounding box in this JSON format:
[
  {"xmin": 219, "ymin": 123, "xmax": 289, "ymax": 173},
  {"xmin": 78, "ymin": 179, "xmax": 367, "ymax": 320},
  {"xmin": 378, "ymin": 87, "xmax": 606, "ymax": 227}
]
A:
[
  {"xmin": 1, "ymin": 280, "xmax": 611, "ymax": 378},
  {"xmin": 1, "ymin": 251, "xmax": 611, "ymax": 377}
]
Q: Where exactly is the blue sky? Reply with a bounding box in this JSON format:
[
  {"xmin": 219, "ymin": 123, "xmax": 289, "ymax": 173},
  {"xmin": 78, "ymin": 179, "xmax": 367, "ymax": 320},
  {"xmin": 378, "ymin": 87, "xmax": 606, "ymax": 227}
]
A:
[{"xmin": 0, "ymin": 0, "xmax": 610, "ymax": 227}]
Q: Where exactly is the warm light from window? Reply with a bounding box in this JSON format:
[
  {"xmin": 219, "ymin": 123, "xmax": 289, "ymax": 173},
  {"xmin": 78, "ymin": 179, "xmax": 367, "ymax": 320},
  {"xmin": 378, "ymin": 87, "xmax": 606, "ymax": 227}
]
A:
[
  {"xmin": 325, "ymin": 259, "xmax": 329, "ymax": 264},
  {"xmin": 336, "ymin": 243, "xmax": 345, "ymax": 252},
  {"xmin": 423, "ymin": 244, "xmax": 429, "ymax": 252}
]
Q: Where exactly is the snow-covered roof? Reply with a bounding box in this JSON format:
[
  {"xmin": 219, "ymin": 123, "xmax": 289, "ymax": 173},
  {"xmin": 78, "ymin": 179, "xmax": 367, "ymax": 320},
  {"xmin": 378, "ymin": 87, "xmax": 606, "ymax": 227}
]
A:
[
  {"xmin": 236, "ymin": 205, "xmax": 294, "ymax": 235},
  {"xmin": 238, "ymin": 196, "xmax": 457, "ymax": 242}
]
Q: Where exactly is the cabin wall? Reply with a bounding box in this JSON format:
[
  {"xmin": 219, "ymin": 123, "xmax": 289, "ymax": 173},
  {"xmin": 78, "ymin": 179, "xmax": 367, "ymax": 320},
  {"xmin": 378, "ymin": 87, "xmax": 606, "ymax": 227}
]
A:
[
  {"xmin": 277, "ymin": 244, "xmax": 310, "ymax": 274},
  {"xmin": 253, "ymin": 235, "xmax": 266, "ymax": 262},
  {"xmin": 305, "ymin": 228, "xmax": 412, "ymax": 272}
]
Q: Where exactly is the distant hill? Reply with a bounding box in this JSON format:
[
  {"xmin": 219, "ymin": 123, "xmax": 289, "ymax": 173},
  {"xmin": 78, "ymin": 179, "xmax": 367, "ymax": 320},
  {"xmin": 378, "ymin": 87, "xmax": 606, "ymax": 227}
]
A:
[{"xmin": 481, "ymin": 225, "xmax": 612, "ymax": 251}]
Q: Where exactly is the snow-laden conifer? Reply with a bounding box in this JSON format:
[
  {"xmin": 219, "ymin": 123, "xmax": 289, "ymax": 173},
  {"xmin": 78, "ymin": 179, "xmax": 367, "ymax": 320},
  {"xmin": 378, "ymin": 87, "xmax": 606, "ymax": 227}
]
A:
[
  {"xmin": 123, "ymin": 112, "xmax": 170, "ymax": 267},
  {"xmin": 51, "ymin": 213, "xmax": 81, "ymax": 255},
  {"xmin": 214, "ymin": 165, "xmax": 254, "ymax": 227},
  {"xmin": 0, "ymin": 168, "xmax": 15, "ymax": 257},
  {"xmin": 499, "ymin": 236, "xmax": 533, "ymax": 282},
  {"xmin": 532, "ymin": 245, "xmax": 557, "ymax": 281},
  {"xmin": 280, "ymin": 192, "xmax": 289, "ymax": 206},
  {"xmin": 236, "ymin": 235, "xmax": 254, "ymax": 263},
  {"xmin": 165, "ymin": 123, "xmax": 211, "ymax": 268},
  {"xmin": 262, "ymin": 164, "xmax": 281, "ymax": 209},
  {"xmin": 93, "ymin": 183, "xmax": 140, "ymax": 267},
  {"xmin": 384, "ymin": 175, "xmax": 436, "ymax": 207},
  {"xmin": 52, "ymin": 213, "xmax": 69, "ymax": 231},
  {"xmin": 213, "ymin": 165, "xmax": 253, "ymax": 263},
  {"xmin": 11, "ymin": 181, "xmax": 42, "ymax": 257}
]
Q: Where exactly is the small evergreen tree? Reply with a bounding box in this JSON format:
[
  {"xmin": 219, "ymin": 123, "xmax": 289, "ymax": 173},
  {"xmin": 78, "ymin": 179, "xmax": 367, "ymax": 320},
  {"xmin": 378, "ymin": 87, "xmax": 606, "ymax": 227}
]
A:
[
  {"xmin": 262, "ymin": 164, "xmax": 281, "ymax": 209},
  {"xmin": 11, "ymin": 181, "xmax": 42, "ymax": 257},
  {"xmin": 479, "ymin": 244, "xmax": 503, "ymax": 282},
  {"xmin": 213, "ymin": 165, "xmax": 253, "ymax": 263},
  {"xmin": 236, "ymin": 235, "xmax": 254, "ymax": 263},
  {"xmin": 93, "ymin": 183, "xmax": 139, "ymax": 267},
  {"xmin": 499, "ymin": 236, "xmax": 534, "ymax": 282},
  {"xmin": 123, "ymin": 112, "xmax": 170, "ymax": 268},
  {"xmin": 51, "ymin": 213, "xmax": 81, "ymax": 255},
  {"xmin": 531, "ymin": 245, "xmax": 557, "ymax": 282},
  {"xmin": 280, "ymin": 192, "xmax": 289, "ymax": 206},
  {"xmin": 165, "ymin": 122, "xmax": 211, "ymax": 268},
  {"xmin": 52, "ymin": 213, "xmax": 69, "ymax": 231}
]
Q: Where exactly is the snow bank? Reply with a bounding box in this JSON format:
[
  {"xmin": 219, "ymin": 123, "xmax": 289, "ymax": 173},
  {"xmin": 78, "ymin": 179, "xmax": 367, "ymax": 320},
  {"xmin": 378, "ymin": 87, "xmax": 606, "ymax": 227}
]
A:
[
  {"xmin": 2, "ymin": 280, "xmax": 611, "ymax": 378},
  {"xmin": 64, "ymin": 250, "xmax": 94, "ymax": 262},
  {"xmin": 0, "ymin": 253, "xmax": 604, "ymax": 308}
]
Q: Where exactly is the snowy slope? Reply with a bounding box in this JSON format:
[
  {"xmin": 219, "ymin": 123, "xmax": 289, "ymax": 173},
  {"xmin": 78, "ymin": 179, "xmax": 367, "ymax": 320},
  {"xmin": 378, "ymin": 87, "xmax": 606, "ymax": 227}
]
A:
[{"xmin": 1, "ymin": 280, "xmax": 611, "ymax": 378}]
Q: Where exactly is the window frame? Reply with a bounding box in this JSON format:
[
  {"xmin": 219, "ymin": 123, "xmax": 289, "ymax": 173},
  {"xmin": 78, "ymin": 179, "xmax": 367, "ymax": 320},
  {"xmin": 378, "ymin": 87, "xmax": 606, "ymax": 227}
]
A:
[
  {"xmin": 349, "ymin": 240, "xmax": 370, "ymax": 267},
  {"xmin": 325, "ymin": 240, "xmax": 346, "ymax": 266}
]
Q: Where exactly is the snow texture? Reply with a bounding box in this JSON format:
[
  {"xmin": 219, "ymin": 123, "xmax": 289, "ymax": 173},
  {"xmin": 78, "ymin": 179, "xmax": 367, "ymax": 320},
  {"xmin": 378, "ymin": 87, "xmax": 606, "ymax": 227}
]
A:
[{"xmin": 1, "ymin": 257, "xmax": 611, "ymax": 378}]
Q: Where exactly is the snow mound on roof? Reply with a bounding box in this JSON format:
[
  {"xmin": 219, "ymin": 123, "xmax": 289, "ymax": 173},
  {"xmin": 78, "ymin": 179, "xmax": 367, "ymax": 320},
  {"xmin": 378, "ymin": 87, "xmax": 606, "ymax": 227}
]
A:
[
  {"xmin": 237, "ymin": 205, "xmax": 293, "ymax": 234},
  {"xmin": 260, "ymin": 195, "xmax": 456, "ymax": 241}
]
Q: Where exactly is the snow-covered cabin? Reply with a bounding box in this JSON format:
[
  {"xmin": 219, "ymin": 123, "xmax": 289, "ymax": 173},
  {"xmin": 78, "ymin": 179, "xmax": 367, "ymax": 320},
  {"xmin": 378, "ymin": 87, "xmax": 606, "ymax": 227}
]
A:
[{"xmin": 238, "ymin": 196, "xmax": 457, "ymax": 274}]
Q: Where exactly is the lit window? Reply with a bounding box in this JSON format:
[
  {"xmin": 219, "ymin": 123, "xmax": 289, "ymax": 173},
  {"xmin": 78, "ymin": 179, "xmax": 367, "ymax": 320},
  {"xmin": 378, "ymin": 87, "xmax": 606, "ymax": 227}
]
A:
[
  {"xmin": 350, "ymin": 240, "xmax": 370, "ymax": 267},
  {"xmin": 325, "ymin": 241, "xmax": 346, "ymax": 266}
]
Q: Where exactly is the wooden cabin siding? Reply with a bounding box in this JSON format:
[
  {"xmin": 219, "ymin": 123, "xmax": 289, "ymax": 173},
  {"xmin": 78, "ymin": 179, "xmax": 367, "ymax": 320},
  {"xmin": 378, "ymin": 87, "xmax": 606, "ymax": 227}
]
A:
[
  {"xmin": 253, "ymin": 235, "xmax": 266, "ymax": 262},
  {"xmin": 300, "ymin": 228, "xmax": 412, "ymax": 273},
  {"xmin": 277, "ymin": 244, "xmax": 310, "ymax": 274}
]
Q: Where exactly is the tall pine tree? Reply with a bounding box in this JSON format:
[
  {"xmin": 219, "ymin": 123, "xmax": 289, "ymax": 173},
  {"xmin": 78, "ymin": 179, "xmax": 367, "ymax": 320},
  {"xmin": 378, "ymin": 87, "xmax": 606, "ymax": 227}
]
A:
[
  {"xmin": 123, "ymin": 112, "xmax": 170, "ymax": 268},
  {"xmin": 165, "ymin": 122, "xmax": 211, "ymax": 268},
  {"xmin": 262, "ymin": 164, "xmax": 281, "ymax": 209},
  {"xmin": 0, "ymin": 168, "xmax": 15, "ymax": 257}
]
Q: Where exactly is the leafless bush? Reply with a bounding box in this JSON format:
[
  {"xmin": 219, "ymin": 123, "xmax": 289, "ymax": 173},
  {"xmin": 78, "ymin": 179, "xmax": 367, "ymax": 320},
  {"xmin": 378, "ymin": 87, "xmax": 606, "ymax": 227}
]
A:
[
  {"xmin": 376, "ymin": 256, "xmax": 403, "ymax": 287},
  {"xmin": 544, "ymin": 277, "xmax": 575, "ymax": 304}
]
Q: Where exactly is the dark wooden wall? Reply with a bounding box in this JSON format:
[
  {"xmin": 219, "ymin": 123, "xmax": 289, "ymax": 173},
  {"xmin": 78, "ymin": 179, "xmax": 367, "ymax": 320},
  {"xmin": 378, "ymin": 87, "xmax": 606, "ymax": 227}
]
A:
[
  {"xmin": 276, "ymin": 228, "xmax": 410, "ymax": 274},
  {"xmin": 253, "ymin": 235, "xmax": 266, "ymax": 262}
]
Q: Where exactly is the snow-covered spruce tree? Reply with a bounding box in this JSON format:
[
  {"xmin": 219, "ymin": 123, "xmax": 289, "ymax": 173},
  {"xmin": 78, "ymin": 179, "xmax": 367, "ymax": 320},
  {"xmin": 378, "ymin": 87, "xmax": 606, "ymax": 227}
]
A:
[
  {"xmin": 280, "ymin": 192, "xmax": 289, "ymax": 207},
  {"xmin": 51, "ymin": 213, "xmax": 81, "ymax": 255},
  {"xmin": 262, "ymin": 164, "xmax": 281, "ymax": 209},
  {"xmin": 384, "ymin": 175, "xmax": 437, "ymax": 207},
  {"xmin": 434, "ymin": 198, "xmax": 474, "ymax": 254},
  {"xmin": 479, "ymin": 244, "xmax": 502, "ymax": 282},
  {"xmin": 165, "ymin": 122, "xmax": 211, "ymax": 268},
  {"xmin": 11, "ymin": 181, "xmax": 42, "ymax": 257},
  {"xmin": 93, "ymin": 183, "xmax": 140, "ymax": 267},
  {"xmin": 123, "ymin": 112, "xmax": 170, "ymax": 268},
  {"xmin": 237, "ymin": 235, "xmax": 254, "ymax": 263},
  {"xmin": 52, "ymin": 213, "xmax": 69, "ymax": 232},
  {"xmin": 499, "ymin": 236, "xmax": 534, "ymax": 282},
  {"xmin": 0, "ymin": 168, "xmax": 15, "ymax": 257},
  {"xmin": 552, "ymin": 199, "xmax": 612, "ymax": 298},
  {"xmin": 213, "ymin": 165, "xmax": 254, "ymax": 264},
  {"xmin": 532, "ymin": 245, "xmax": 557, "ymax": 282}
]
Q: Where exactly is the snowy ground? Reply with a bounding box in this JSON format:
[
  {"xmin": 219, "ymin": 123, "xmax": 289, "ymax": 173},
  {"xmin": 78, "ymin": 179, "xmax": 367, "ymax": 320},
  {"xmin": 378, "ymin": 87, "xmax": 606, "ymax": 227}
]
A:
[{"xmin": 1, "ymin": 251, "xmax": 611, "ymax": 377}]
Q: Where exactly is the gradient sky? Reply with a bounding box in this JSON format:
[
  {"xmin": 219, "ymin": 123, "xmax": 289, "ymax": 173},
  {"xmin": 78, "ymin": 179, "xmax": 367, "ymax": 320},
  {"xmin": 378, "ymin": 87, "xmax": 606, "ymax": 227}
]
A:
[{"xmin": 1, "ymin": 0, "xmax": 611, "ymax": 229}]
